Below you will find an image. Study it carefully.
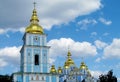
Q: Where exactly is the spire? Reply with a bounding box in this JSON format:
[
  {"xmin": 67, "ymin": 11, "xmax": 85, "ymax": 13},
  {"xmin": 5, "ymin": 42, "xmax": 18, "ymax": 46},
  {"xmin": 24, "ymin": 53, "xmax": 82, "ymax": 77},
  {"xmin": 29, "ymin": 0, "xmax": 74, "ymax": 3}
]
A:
[
  {"xmin": 67, "ymin": 47, "xmax": 71, "ymax": 57},
  {"xmin": 80, "ymin": 58, "xmax": 88, "ymax": 70},
  {"xmin": 65, "ymin": 49, "xmax": 75, "ymax": 67},
  {"xmin": 33, "ymin": 2, "xmax": 36, "ymax": 9},
  {"xmin": 30, "ymin": 2, "xmax": 39, "ymax": 23},
  {"xmin": 25, "ymin": 2, "xmax": 44, "ymax": 34}
]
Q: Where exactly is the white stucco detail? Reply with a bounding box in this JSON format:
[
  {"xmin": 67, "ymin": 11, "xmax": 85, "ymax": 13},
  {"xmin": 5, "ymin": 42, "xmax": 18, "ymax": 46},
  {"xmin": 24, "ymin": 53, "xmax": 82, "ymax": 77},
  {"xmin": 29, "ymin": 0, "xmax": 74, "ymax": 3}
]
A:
[{"xmin": 32, "ymin": 48, "xmax": 33, "ymax": 72}]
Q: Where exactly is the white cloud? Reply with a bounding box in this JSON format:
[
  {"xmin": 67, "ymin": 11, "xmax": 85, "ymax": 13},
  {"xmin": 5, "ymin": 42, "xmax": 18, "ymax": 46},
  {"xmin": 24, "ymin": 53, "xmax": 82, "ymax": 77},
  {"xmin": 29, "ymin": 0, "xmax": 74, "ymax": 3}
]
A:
[
  {"xmin": 0, "ymin": 27, "xmax": 25, "ymax": 35},
  {"xmin": 90, "ymin": 70, "xmax": 106, "ymax": 79},
  {"xmin": 39, "ymin": 0, "xmax": 101, "ymax": 30},
  {"xmin": 48, "ymin": 38, "xmax": 97, "ymax": 58},
  {"xmin": 0, "ymin": 46, "xmax": 21, "ymax": 58},
  {"xmin": 0, "ymin": 0, "xmax": 102, "ymax": 32},
  {"xmin": 91, "ymin": 32, "xmax": 97, "ymax": 36},
  {"xmin": 0, "ymin": 59, "xmax": 8, "ymax": 67},
  {"xmin": 94, "ymin": 40, "xmax": 108, "ymax": 49},
  {"xmin": 103, "ymin": 38, "xmax": 120, "ymax": 59},
  {"xmin": 95, "ymin": 58, "xmax": 101, "ymax": 62},
  {"xmin": 0, "ymin": 28, "xmax": 5, "ymax": 34},
  {"xmin": 49, "ymin": 58, "xmax": 56, "ymax": 65},
  {"xmin": 78, "ymin": 19, "xmax": 97, "ymax": 30},
  {"xmin": 99, "ymin": 17, "xmax": 112, "ymax": 25},
  {"xmin": 118, "ymin": 78, "xmax": 120, "ymax": 82},
  {"xmin": 103, "ymin": 32, "xmax": 109, "ymax": 36},
  {"xmin": 0, "ymin": 46, "xmax": 21, "ymax": 67}
]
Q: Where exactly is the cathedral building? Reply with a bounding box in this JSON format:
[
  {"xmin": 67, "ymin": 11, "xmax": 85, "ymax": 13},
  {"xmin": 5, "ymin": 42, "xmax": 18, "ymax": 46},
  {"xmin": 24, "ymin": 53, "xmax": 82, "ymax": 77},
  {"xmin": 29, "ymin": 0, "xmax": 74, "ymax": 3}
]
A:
[
  {"xmin": 13, "ymin": 3, "xmax": 95, "ymax": 82},
  {"xmin": 50, "ymin": 50, "xmax": 95, "ymax": 82}
]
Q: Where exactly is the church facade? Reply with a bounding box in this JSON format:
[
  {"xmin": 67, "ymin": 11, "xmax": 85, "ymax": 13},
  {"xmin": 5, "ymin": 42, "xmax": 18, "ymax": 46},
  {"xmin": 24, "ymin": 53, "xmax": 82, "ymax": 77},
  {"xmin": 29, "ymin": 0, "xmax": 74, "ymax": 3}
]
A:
[{"xmin": 13, "ymin": 4, "xmax": 95, "ymax": 82}]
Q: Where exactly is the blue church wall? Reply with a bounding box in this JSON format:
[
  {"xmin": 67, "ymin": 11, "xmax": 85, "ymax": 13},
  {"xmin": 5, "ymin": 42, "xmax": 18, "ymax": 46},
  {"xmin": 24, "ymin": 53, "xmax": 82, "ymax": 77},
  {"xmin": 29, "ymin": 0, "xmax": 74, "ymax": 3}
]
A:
[
  {"xmin": 25, "ymin": 75, "xmax": 29, "ymax": 82},
  {"xmin": 52, "ymin": 76, "xmax": 57, "ymax": 82},
  {"xmin": 43, "ymin": 65, "xmax": 47, "ymax": 73},
  {"xmin": 14, "ymin": 74, "xmax": 22, "ymax": 82},
  {"xmin": 20, "ymin": 51, "xmax": 24, "ymax": 72},
  {"xmin": 33, "ymin": 66, "xmax": 40, "ymax": 72},
  {"xmin": 41, "ymin": 36, "xmax": 45, "ymax": 46},
  {"xmin": 77, "ymin": 76, "xmax": 81, "ymax": 81},
  {"xmin": 25, "ymin": 33, "xmax": 47, "ymax": 46},
  {"xmin": 28, "ymin": 35, "xmax": 32, "ymax": 45},
  {"xmin": 46, "ymin": 76, "xmax": 49, "ymax": 82},
  {"xmin": 27, "ymin": 65, "xmax": 32, "ymax": 72},
  {"xmin": 17, "ymin": 75, "xmax": 22, "ymax": 82}
]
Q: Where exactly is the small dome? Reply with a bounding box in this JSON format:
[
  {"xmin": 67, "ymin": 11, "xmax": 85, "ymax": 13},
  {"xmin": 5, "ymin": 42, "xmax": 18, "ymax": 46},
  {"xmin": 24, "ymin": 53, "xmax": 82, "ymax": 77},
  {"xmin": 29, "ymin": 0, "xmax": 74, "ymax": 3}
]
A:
[
  {"xmin": 64, "ymin": 62, "xmax": 69, "ymax": 69},
  {"xmin": 58, "ymin": 67, "xmax": 62, "ymax": 74},
  {"xmin": 80, "ymin": 62, "xmax": 87, "ymax": 70},
  {"xmin": 66, "ymin": 58, "xmax": 74, "ymax": 66},
  {"xmin": 50, "ymin": 65, "xmax": 57, "ymax": 73}
]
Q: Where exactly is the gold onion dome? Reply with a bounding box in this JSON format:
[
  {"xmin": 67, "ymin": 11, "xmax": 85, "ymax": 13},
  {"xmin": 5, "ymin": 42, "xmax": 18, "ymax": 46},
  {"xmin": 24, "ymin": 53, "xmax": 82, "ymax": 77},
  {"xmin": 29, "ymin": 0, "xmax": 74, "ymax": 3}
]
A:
[
  {"xmin": 25, "ymin": 6, "xmax": 44, "ymax": 34},
  {"xmin": 66, "ymin": 50, "xmax": 74, "ymax": 66},
  {"xmin": 64, "ymin": 62, "xmax": 69, "ymax": 69},
  {"xmin": 80, "ymin": 62, "xmax": 87, "ymax": 70},
  {"xmin": 66, "ymin": 58, "xmax": 74, "ymax": 66},
  {"xmin": 58, "ymin": 67, "xmax": 62, "ymax": 74},
  {"xmin": 64, "ymin": 50, "xmax": 75, "ymax": 69},
  {"xmin": 50, "ymin": 65, "xmax": 57, "ymax": 73}
]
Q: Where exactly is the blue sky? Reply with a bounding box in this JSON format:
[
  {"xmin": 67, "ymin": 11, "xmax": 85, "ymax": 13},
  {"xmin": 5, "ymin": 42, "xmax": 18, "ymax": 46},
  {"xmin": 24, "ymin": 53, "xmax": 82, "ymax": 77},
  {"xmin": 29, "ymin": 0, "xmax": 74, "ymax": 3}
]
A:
[{"xmin": 0, "ymin": 0, "xmax": 120, "ymax": 81}]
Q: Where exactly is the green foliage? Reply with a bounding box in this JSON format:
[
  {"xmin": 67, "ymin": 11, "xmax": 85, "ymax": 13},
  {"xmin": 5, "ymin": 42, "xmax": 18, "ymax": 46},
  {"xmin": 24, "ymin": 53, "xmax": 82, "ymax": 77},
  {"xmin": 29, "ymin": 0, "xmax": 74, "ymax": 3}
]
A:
[
  {"xmin": 0, "ymin": 74, "xmax": 12, "ymax": 82},
  {"xmin": 98, "ymin": 70, "xmax": 117, "ymax": 82}
]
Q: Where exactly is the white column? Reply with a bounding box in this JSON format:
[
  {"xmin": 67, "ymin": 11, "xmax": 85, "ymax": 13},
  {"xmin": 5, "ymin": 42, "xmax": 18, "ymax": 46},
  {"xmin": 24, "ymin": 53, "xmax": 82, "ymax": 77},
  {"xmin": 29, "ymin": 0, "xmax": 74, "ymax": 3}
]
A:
[
  {"xmin": 13, "ymin": 75, "xmax": 17, "ymax": 82},
  {"xmin": 56, "ymin": 76, "xmax": 59, "ymax": 82},
  {"xmin": 50, "ymin": 76, "xmax": 52, "ymax": 82},
  {"xmin": 23, "ymin": 75, "xmax": 25, "ymax": 82},
  {"xmin": 47, "ymin": 49, "xmax": 49, "ymax": 73},
  {"xmin": 24, "ymin": 49, "xmax": 26, "ymax": 72},
  {"xmin": 32, "ymin": 48, "xmax": 34, "ymax": 72},
  {"xmin": 40, "ymin": 48, "xmax": 43, "ymax": 72}
]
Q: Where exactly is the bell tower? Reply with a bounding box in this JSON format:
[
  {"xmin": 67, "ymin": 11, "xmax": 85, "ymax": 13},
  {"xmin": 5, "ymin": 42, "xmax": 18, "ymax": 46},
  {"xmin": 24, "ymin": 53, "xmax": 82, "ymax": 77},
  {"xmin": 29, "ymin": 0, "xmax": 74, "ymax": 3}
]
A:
[{"xmin": 20, "ymin": 2, "xmax": 50, "ymax": 73}]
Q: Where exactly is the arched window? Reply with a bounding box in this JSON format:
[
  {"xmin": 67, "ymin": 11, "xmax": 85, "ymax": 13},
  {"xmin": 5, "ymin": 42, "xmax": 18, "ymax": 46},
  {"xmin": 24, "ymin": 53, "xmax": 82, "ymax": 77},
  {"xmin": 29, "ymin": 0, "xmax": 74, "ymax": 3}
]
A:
[{"xmin": 35, "ymin": 55, "xmax": 39, "ymax": 65}]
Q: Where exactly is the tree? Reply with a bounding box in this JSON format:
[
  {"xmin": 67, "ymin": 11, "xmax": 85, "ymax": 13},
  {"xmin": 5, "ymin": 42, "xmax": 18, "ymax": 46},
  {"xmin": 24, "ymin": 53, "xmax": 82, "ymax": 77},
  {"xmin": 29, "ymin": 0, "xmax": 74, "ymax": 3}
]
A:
[
  {"xmin": 98, "ymin": 70, "xmax": 117, "ymax": 82},
  {"xmin": 0, "ymin": 74, "xmax": 12, "ymax": 82}
]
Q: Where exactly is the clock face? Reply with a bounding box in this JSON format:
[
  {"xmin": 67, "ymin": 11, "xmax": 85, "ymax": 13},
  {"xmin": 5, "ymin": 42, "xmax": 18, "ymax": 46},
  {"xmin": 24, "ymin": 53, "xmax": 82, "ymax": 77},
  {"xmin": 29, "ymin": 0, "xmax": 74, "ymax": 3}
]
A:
[
  {"xmin": 34, "ymin": 36, "xmax": 38, "ymax": 41},
  {"xmin": 33, "ymin": 36, "xmax": 40, "ymax": 45}
]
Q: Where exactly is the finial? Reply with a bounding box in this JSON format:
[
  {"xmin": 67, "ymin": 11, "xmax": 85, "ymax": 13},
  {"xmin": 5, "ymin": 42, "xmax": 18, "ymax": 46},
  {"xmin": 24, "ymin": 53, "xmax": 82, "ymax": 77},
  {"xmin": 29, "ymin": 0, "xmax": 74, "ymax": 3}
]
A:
[
  {"xmin": 68, "ymin": 45, "xmax": 70, "ymax": 51},
  {"xmin": 67, "ymin": 46, "xmax": 71, "ymax": 57},
  {"xmin": 33, "ymin": 2, "xmax": 36, "ymax": 9},
  {"xmin": 81, "ymin": 57, "xmax": 84, "ymax": 62}
]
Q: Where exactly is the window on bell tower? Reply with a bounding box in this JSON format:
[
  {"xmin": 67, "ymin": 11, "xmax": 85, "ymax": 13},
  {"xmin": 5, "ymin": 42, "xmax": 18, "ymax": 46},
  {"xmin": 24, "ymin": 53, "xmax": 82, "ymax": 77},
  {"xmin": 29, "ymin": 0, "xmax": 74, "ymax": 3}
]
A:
[{"xmin": 35, "ymin": 54, "xmax": 39, "ymax": 65}]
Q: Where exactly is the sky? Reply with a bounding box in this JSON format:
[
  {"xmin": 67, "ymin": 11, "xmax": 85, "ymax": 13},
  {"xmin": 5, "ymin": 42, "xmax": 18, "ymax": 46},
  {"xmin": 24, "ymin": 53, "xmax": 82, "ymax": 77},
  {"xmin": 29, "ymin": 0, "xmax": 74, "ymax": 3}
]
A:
[{"xmin": 0, "ymin": 0, "xmax": 120, "ymax": 81}]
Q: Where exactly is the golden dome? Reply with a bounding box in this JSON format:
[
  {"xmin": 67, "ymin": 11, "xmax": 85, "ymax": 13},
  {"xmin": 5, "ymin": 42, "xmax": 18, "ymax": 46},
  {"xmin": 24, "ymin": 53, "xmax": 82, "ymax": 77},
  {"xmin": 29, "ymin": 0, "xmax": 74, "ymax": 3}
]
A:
[
  {"xmin": 50, "ymin": 65, "xmax": 57, "ymax": 73},
  {"xmin": 63, "ymin": 50, "xmax": 75, "ymax": 68},
  {"xmin": 58, "ymin": 67, "xmax": 62, "ymax": 74},
  {"xmin": 64, "ymin": 62, "xmax": 69, "ymax": 69},
  {"xmin": 66, "ymin": 58, "xmax": 74, "ymax": 66},
  {"xmin": 25, "ymin": 8, "xmax": 44, "ymax": 34},
  {"xmin": 80, "ymin": 62, "xmax": 87, "ymax": 70}
]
